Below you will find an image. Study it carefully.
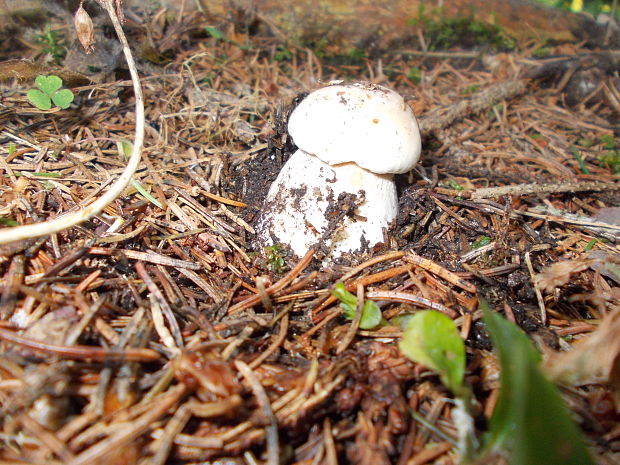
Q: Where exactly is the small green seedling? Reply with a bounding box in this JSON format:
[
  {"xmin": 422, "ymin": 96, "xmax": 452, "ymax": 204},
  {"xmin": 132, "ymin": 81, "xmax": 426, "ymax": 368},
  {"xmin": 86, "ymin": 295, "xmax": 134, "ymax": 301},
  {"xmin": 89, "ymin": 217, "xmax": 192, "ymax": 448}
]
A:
[
  {"xmin": 27, "ymin": 75, "xmax": 74, "ymax": 111},
  {"xmin": 398, "ymin": 310, "xmax": 475, "ymax": 458},
  {"xmin": 205, "ymin": 26, "xmax": 250, "ymax": 50},
  {"xmin": 407, "ymin": 67, "xmax": 422, "ymax": 84},
  {"xmin": 0, "ymin": 218, "xmax": 18, "ymax": 226},
  {"xmin": 35, "ymin": 27, "xmax": 67, "ymax": 64},
  {"xmin": 570, "ymin": 145, "xmax": 590, "ymax": 174},
  {"xmin": 265, "ymin": 245, "xmax": 285, "ymax": 274},
  {"xmin": 331, "ymin": 282, "xmax": 382, "ymax": 330},
  {"xmin": 274, "ymin": 45, "xmax": 293, "ymax": 62},
  {"xmin": 399, "ymin": 310, "xmax": 465, "ymax": 395},
  {"xmin": 398, "ymin": 305, "xmax": 594, "ymax": 464},
  {"xmin": 462, "ymin": 84, "xmax": 479, "ymax": 95},
  {"xmin": 597, "ymin": 134, "xmax": 620, "ymax": 174},
  {"xmin": 471, "ymin": 235, "xmax": 492, "ymax": 249},
  {"xmin": 442, "ymin": 178, "xmax": 464, "ymax": 191}
]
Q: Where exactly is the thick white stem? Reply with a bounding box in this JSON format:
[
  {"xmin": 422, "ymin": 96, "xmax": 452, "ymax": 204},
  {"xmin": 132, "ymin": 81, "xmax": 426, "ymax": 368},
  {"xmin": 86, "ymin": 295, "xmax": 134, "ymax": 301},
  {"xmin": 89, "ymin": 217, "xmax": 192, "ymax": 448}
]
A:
[{"xmin": 255, "ymin": 149, "xmax": 397, "ymax": 258}]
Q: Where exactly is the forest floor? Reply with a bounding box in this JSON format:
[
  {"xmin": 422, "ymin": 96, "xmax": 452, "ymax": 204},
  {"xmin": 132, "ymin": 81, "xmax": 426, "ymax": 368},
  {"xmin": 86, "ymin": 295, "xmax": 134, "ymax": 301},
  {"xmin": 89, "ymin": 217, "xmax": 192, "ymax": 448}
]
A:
[{"xmin": 0, "ymin": 1, "xmax": 619, "ymax": 464}]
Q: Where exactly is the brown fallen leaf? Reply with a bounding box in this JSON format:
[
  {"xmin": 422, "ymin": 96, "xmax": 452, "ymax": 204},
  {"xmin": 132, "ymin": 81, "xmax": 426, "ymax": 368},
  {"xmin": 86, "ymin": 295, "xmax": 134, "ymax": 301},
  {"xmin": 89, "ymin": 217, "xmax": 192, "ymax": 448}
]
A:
[
  {"xmin": 534, "ymin": 257, "xmax": 597, "ymax": 293},
  {"xmin": 534, "ymin": 251, "xmax": 620, "ymax": 293},
  {"xmin": 544, "ymin": 311, "xmax": 620, "ymax": 405}
]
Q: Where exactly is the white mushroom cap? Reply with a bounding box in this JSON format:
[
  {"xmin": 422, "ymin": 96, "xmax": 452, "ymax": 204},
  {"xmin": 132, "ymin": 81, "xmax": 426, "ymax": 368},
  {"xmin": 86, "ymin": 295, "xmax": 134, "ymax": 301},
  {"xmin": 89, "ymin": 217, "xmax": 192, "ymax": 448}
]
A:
[{"xmin": 288, "ymin": 82, "xmax": 421, "ymax": 174}]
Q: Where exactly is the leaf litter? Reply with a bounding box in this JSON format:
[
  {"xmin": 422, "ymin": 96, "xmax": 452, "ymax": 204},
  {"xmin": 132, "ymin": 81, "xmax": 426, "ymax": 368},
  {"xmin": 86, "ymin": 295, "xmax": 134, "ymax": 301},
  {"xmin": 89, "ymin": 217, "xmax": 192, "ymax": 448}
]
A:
[{"xmin": 0, "ymin": 2, "xmax": 619, "ymax": 464}]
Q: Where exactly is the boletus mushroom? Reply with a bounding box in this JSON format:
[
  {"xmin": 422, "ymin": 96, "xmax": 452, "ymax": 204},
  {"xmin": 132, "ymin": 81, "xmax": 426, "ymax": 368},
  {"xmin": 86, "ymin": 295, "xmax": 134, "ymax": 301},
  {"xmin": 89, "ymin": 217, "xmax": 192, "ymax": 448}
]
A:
[{"xmin": 255, "ymin": 81, "xmax": 421, "ymax": 259}]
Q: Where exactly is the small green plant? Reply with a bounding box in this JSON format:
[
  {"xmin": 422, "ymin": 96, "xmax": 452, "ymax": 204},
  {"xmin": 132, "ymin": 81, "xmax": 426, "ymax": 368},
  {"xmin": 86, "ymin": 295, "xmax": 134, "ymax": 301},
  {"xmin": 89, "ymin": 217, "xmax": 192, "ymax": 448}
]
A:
[
  {"xmin": 532, "ymin": 46, "xmax": 552, "ymax": 57},
  {"xmin": 442, "ymin": 178, "xmax": 464, "ymax": 191},
  {"xmin": 600, "ymin": 133, "xmax": 616, "ymax": 149},
  {"xmin": 296, "ymin": 38, "xmax": 367, "ymax": 69},
  {"xmin": 205, "ymin": 26, "xmax": 250, "ymax": 50},
  {"xmin": 331, "ymin": 282, "xmax": 383, "ymax": 329},
  {"xmin": 471, "ymin": 235, "xmax": 492, "ymax": 249},
  {"xmin": 301, "ymin": 37, "xmax": 329, "ymax": 58},
  {"xmin": 462, "ymin": 84, "xmax": 479, "ymax": 95},
  {"xmin": 570, "ymin": 145, "xmax": 591, "ymax": 174},
  {"xmin": 27, "ymin": 75, "xmax": 74, "ymax": 111},
  {"xmin": 600, "ymin": 151, "xmax": 620, "ymax": 173},
  {"xmin": 398, "ymin": 310, "xmax": 476, "ymax": 458},
  {"xmin": 205, "ymin": 26, "xmax": 226, "ymax": 41},
  {"xmin": 274, "ymin": 45, "xmax": 293, "ymax": 62},
  {"xmin": 343, "ymin": 47, "xmax": 367, "ymax": 65},
  {"xmin": 117, "ymin": 140, "xmax": 162, "ymax": 208},
  {"xmin": 599, "ymin": 134, "xmax": 620, "ymax": 173},
  {"xmin": 578, "ymin": 137, "xmax": 595, "ymax": 148},
  {"xmin": 408, "ymin": 6, "xmax": 515, "ymax": 50},
  {"xmin": 0, "ymin": 218, "xmax": 18, "ymax": 226},
  {"xmin": 35, "ymin": 27, "xmax": 67, "ymax": 64},
  {"xmin": 397, "ymin": 303, "xmax": 594, "ymax": 464},
  {"xmin": 487, "ymin": 102, "xmax": 505, "ymax": 119},
  {"xmin": 584, "ymin": 238, "xmax": 598, "ymax": 251},
  {"xmin": 407, "ymin": 67, "xmax": 422, "ymax": 84},
  {"xmin": 480, "ymin": 302, "xmax": 593, "ymax": 465},
  {"xmin": 264, "ymin": 245, "xmax": 285, "ymax": 274},
  {"xmin": 399, "ymin": 310, "xmax": 466, "ymax": 395}
]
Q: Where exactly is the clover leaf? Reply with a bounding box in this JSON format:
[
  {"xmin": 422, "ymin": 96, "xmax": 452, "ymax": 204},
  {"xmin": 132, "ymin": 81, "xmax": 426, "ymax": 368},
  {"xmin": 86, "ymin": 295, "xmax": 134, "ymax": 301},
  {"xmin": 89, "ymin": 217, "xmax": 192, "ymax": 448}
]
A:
[
  {"xmin": 35, "ymin": 75, "xmax": 62, "ymax": 95},
  {"xmin": 27, "ymin": 75, "xmax": 74, "ymax": 111},
  {"xmin": 27, "ymin": 89, "xmax": 52, "ymax": 111},
  {"xmin": 52, "ymin": 89, "xmax": 75, "ymax": 109}
]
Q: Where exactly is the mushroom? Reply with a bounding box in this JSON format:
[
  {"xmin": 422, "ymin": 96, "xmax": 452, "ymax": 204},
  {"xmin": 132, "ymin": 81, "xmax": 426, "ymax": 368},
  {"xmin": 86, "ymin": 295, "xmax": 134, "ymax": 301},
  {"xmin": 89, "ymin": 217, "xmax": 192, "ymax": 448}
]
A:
[{"xmin": 255, "ymin": 82, "xmax": 421, "ymax": 259}]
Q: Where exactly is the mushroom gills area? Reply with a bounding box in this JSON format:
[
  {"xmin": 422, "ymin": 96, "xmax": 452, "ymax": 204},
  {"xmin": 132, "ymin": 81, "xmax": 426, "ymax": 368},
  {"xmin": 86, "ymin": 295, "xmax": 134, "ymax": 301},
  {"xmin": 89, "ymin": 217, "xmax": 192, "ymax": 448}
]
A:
[{"xmin": 255, "ymin": 149, "xmax": 398, "ymax": 257}]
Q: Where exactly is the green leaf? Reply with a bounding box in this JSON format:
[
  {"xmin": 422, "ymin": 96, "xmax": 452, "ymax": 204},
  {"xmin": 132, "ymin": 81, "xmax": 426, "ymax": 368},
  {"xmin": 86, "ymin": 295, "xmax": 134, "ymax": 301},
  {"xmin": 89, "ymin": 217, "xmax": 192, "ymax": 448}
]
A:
[
  {"xmin": 332, "ymin": 282, "xmax": 358, "ymax": 313},
  {"xmin": 0, "ymin": 217, "xmax": 18, "ymax": 226},
  {"xmin": 358, "ymin": 300, "xmax": 382, "ymax": 329},
  {"xmin": 31, "ymin": 172, "xmax": 62, "ymax": 178},
  {"xmin": 52, "ymin": 89, "xmax": 74, "ymax": 109},
  {"xmin": 584, "ymin": 239, "xmax": 598, "ymax": 251},
  {"xmin": 27, "ymin": 89, "xmax": 52, "ymax": 110},
  {"xmin": 117, "ymin": 139, "xmax": 133, "ymax": 160},
  {"xmin": 600, "ymin": 134, "xmax": 616, "ymax": 150},
  {"xmin": 407, "ymin": 66, "xmax": 422, "ymax": 84},
  {"xmin": 205, "ymin": 26, "xmax": 226, "ymax": 40},
  {"xmin": 471, "ymin": 235, "xmax": 491, "ymax": 249},
  {"xmin": 131, "ymin": 180, "xmax": 163, "ymax": 209},
  {"xmin": 481, "ymin": 301, "xmax": 594, "ymax": 465},
  {"xmin": 35, "ymin": 75, "xmax": 62, "ymax": 95},
  {"xmin": 570, "ymin": 145, "xmax": 590, "ymax": 174},
  {"xmin": 391, "ymin": 312, "xmax": 415, "ymax": 329},
  {"xmin": 398, "ymin": 310, "xmax": 465, "ymax": 395},
  {"xmin": 331, "ymin": 282, "xmax": 382, "ymax": 330}
]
